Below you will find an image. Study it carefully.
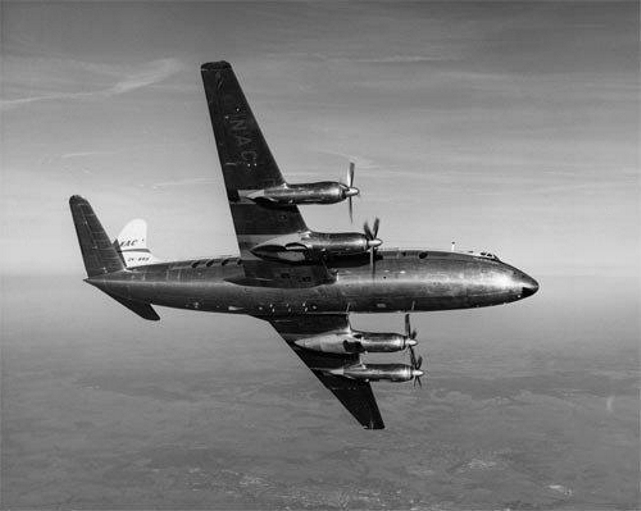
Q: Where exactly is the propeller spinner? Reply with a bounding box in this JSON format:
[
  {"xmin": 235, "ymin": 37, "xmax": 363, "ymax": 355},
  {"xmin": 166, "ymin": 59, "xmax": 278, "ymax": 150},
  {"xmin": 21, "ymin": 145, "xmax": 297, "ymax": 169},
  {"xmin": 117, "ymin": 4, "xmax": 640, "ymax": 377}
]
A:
[{"xmin": 343, "ymin": 162, "xmax": 359, "ymax": 223}]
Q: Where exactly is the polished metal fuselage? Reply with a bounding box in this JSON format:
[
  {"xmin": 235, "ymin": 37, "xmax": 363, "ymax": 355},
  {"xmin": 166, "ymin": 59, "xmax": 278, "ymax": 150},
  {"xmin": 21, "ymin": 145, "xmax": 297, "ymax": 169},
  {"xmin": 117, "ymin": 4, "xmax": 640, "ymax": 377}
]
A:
[{"xmin": 87, "ymin": 249, "xmax": 537, "ymax": 318}]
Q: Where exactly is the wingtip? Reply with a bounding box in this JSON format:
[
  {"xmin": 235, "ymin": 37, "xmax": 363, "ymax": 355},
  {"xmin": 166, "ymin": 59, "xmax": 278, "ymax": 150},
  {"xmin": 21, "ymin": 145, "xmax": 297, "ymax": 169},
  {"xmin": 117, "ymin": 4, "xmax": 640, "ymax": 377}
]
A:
[
  {"xmin": 69, "ymin": 194, "xmax": 87, "ymax": 206},
  {"xmin": 201, "ymin": 61, "xmax": 232, "ymax": 72},
  {"xmin": 364, "ymin": 419, "xmax": 385, "ymax": 430}
]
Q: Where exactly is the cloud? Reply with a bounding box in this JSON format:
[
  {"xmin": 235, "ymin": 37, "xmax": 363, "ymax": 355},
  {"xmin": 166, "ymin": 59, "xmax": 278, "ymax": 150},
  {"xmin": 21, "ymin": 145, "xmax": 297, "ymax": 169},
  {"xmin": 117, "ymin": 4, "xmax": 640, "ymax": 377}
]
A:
[
  {"xmin": 109, "ymin": 58, "xmax": 183, "ymax": 94},
  {"xmin": 333, "ymin": 55, "xmax": 455, "ymax": 64},
  {"xmin": 0, "ymin": 57, "xmax": 183, "ymax": 111},
  {"xmin": 151, "ymin": 177, "xmax": 218, "ymax": 189},
  {"xmin": 60, "ymin": 151, "xmax": 117, "ymax": 159}
]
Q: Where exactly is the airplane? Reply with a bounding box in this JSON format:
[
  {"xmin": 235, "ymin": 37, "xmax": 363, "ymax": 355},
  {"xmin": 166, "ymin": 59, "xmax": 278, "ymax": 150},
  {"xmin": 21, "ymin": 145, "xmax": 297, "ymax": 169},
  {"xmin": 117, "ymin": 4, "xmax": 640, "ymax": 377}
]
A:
[{"xmin": 69, "ymin": 61, "xmax": 539, "ymax": 430}]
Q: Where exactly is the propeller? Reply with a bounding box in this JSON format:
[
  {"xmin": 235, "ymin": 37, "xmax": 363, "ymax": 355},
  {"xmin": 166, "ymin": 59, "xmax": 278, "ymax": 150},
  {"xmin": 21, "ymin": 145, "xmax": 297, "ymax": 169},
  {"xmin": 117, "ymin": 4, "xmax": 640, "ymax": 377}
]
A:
[
  {"xmin": 404, "ymin": 313, "xmax": 418, "ymax": 345},
  {"xmin": 405, "ymin": 314, "xmax": 424, "ymax": 387},
  {"xmin": 411, "ymin": 352, "xmax": 424, "ymax": 387},
  {"xmin": 363, "ymin": 217, "xmax": 382, "ymax": 276},
  {"xmin": 340, "ymin": 162, "xmax": 360, "ymax": 223}
]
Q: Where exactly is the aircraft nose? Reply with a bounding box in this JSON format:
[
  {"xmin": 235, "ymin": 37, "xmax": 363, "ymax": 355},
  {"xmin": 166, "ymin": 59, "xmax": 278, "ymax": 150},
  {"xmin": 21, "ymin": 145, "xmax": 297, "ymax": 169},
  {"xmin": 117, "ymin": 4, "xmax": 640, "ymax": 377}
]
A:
[{"xmin": 518, "ymin": 273, "xmax": 539, "ymax": 298}]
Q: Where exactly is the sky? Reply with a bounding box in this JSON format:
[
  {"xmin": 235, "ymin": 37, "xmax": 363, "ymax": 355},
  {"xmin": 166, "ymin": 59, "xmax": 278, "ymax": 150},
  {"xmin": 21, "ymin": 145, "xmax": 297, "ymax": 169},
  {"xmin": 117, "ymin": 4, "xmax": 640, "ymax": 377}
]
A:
[{"xmin": 1, "ymin": 1, "xmax": 639, "ymax": 281}]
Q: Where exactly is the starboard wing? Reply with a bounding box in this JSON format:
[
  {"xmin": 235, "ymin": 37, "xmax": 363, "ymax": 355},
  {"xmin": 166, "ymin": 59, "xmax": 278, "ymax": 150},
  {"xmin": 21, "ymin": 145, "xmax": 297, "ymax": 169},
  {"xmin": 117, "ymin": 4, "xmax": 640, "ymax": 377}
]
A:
[
  {"xmin": 201, "ymin": 61, "xmax": 331, "ymax": 287},
  {"xmin": 267, "ymin": 314, "xmax": 385, "ymax": 430}
]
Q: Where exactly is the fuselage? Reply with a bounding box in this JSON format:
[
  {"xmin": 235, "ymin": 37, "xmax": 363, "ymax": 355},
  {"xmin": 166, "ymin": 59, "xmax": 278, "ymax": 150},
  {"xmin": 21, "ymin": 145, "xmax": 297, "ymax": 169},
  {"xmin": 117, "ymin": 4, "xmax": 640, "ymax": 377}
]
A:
[{"xmin": 87, "ymin": 248, "xmax": 538, "ymax": 318}]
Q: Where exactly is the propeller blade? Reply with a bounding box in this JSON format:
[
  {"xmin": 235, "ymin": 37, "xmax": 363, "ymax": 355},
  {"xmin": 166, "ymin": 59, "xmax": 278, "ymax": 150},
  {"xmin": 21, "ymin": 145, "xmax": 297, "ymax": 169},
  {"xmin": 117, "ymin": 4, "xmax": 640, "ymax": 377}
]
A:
[
  {"xmin": 405, "ymin": 314, "xmax": 411, "ymax": 337},
  {"xmin": 416, "ymin": 376, "xmax": 423, "ymax": 388},
  {"xmin": 411, "ymin": 329, "xmax": 417, "ymax": 340},
  {"xmin": 416, "ymin": 355, "xmax": 423, "ymax": 370},
  {"xmin": 348, "ymin": 162, "xmax": 355, "ymax": 187},
  {"xmin": 409, "ymin": 345, "xmax": 416, "ymax": 367},
  {"xmin": 370, "ymin": 247, "xmax": 375, "ymax": 277},
  {"xmin": 349, "ymin": 196, "xmax": 353, "ymax": 224},
  {"xmin": 372, "ymin": 217, "xmax": 380, "ymax": 238},
  {"xmin": 363, "ymin": 221, "xmax": 372, "ymax": 240}
]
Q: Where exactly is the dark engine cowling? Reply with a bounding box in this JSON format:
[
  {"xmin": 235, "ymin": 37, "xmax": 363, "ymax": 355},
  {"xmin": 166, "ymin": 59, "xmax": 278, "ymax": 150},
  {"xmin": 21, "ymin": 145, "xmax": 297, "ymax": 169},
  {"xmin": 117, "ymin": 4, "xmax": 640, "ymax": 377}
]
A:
[
  {"xmin": 246, "ymin": 182, "xmax": 358, "ymax": 206},
  {"xmin": 325, "ymin": 363, "xmax": 423, "ymax": 382},
  {"xmin": 251, "ymin": 231, "xmax": 380, "ymax": 262},
  {"xmin": 294, "ymin": 330, "xmax": 416, "ymax": 354}
]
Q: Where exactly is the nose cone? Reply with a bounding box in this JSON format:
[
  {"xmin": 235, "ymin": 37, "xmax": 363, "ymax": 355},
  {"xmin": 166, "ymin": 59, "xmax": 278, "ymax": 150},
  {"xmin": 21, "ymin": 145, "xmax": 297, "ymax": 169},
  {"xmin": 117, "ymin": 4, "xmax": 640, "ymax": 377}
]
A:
[
  {"xmin": 368, "ymin": 238, "xmax": 382, "ymax": 249},
  {"xmin": 412, "ymin": 369, "xmax": 424, "ymax": 378},
  {"xmin": 516, "ymin": 272, "xmax": 539, "ymax": 298},
  {"xmin": 406, "ymin": 339, "xmax": 418, "ymax": 347}
]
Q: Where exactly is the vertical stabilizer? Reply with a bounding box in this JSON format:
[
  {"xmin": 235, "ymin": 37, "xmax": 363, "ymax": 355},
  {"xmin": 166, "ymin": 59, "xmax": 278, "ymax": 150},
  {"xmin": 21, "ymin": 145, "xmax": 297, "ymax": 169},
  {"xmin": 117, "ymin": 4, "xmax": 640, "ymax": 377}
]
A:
[{"xmin": 69, "ymin": 195, "xmax": 125, "ymax": 277}]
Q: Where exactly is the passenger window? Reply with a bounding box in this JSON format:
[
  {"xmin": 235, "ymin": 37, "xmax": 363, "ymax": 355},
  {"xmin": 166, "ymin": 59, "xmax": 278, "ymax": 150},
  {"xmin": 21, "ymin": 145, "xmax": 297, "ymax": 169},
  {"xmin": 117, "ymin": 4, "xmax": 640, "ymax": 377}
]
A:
[{"xmin": 419, "ymin": 252, "xmax": 427, "ymax": 259}]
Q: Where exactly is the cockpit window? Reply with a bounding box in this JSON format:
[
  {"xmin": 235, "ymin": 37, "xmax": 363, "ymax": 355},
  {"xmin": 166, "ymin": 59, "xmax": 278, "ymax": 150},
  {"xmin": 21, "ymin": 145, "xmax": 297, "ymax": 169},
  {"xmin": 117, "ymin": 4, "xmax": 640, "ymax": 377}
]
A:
[{"xmin": 478, "ymin": 251, "xmax": 498, "ymax": 260}]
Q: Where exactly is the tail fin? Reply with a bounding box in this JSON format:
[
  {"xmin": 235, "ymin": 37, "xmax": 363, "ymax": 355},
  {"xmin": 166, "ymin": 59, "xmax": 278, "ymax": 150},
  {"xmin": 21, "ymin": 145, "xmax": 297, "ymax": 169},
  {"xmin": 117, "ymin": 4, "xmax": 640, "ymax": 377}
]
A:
[
  {"xmin": 115, "ymin": 219, "xmax": 162, "ymax": 267},
  {"xmin": 69, "ymin": 195, "xmax": 125, "ymax": 277}
]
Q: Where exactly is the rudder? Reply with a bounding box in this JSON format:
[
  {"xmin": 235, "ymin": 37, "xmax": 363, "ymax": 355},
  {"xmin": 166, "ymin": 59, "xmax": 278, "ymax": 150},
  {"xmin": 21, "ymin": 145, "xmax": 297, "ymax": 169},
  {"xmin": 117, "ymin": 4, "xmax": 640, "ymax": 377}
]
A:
[{"xmin": 69, "ymin": 195, "xmax": 125, "ymax": 277}]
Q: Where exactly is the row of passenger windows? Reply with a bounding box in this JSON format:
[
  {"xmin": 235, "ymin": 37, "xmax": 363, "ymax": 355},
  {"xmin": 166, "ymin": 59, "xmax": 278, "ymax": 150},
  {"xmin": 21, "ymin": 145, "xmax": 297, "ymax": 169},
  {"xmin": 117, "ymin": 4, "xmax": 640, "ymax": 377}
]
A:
[
  {"xmin": 187, "ymin": 251, "xmax": 489, "ymax": 269},
  {"xmin": 190, "ymin": 258, "xmax": 242, "ymax": 269},
  {"xmin": 189, "ymin": 253, "xmax": 432, "ymax": 268}
]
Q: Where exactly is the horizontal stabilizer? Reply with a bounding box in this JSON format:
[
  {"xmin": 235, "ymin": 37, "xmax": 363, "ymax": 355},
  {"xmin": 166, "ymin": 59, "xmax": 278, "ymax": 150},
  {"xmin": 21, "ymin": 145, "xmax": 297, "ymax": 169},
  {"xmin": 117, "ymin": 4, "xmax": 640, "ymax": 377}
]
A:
[{"xmin": 104, "ymin": 292, "xmax": 160, "ymax": 321}]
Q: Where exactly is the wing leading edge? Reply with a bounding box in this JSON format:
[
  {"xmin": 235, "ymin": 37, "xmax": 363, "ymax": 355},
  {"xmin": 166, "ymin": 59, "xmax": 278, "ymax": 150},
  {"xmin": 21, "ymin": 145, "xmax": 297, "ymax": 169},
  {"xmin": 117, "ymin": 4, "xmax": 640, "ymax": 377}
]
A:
[
  {"xmin": 201, "ymin": 61, "xmax": 332, "ymax": 288},
  {"xmin": 201, "ymin": 61, "xmax": 306, "ymax": 250},
  {"xmin": 267, "ymin": 315, "xmax": 385, "ymax": 430}
]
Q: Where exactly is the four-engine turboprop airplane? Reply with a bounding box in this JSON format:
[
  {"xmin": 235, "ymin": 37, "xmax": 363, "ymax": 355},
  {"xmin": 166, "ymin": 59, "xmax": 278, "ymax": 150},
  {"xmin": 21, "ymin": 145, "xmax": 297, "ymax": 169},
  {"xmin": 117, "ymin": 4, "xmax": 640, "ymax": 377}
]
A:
[{"xmin": 70, "ymin": 61, "xmax": 539, "ymax": 429}]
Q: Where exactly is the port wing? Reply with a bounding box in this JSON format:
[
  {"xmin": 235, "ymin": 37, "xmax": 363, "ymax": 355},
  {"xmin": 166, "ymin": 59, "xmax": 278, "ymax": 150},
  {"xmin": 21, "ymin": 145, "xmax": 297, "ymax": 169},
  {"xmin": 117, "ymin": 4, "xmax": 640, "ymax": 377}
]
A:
[
  {"xmin": 201, "ymin": 61, "xmax": 331, "ymax": 287},
  {"xmin": 267, "ymin": 315, "xmax": 385, "ymax": 430}
]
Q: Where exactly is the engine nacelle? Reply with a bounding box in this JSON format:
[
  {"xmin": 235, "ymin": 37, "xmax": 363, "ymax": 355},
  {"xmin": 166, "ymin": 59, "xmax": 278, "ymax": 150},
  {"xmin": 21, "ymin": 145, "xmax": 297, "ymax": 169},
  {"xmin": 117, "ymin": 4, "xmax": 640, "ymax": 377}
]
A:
[
  {"xmin": 245, "ymin": 182, "xmax": 358, "ymax": 206},
  {"xmin": 294, "ymin": 330, "xmax": 415, "ymax": 354},
  {"xmin": 251, "ymin": 231, "xmax": 380, "ymax": 262},
  {"xmin": 325, "ymin": 363, "xmax": 423, "ymax": 382}
]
